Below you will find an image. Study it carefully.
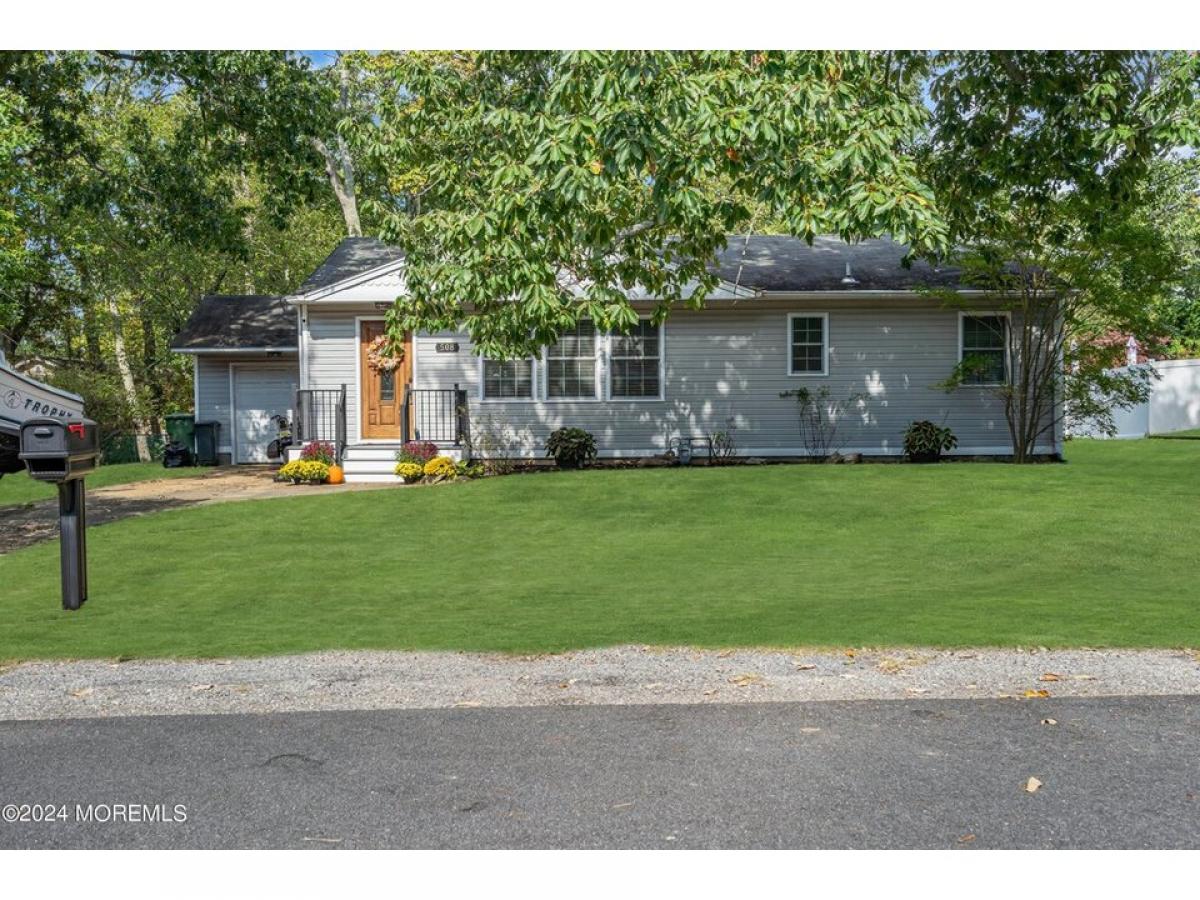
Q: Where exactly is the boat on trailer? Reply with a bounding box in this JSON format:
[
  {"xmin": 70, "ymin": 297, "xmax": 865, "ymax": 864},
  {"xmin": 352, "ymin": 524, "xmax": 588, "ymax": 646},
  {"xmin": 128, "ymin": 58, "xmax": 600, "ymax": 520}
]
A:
[{"xmin": 0, "ymin": 350, "xmax": 86, "ymax": 477}]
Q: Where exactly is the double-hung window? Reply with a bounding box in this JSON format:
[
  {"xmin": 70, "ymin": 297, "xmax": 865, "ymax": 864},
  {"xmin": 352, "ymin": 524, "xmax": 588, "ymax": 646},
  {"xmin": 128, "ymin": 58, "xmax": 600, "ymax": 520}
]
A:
[
  {"xmin": 545, "ymin": 319, "xmax": 598, "ymax": 399},
  {"xmin": 788, "ymin": 313, "xmax": 828, "ymax": 376},
  {"xmin": 610, "ymin": 320, "xmax": 662, "ymax": 399},
  {"xmin": 481, "ymin": 357, "xmax": 534, "ymax": 400},
  {"xmin": 959, "ymin": 314, "xmax": 1008, "ymax": 385}
]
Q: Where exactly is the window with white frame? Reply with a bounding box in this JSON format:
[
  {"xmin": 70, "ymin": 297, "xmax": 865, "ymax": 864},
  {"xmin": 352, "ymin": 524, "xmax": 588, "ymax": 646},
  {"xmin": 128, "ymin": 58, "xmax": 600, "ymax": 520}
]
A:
[
  {"xmin": 960, "ymin": 314, "xmax": 1008, "ymax": 385},
  {"xmin": 610, "ymin": 320, "xmax": 662, "ymax": 399},
  {"xmin": 788, "ymin": 314, "xmax": 828, "ymax": 375},
  {"xmin": 545, "ymin": 319, "xmax": 598, "ymax": 399},
  {"xmin": 482, "ymin": 357, "xmax": 534, "ymax": 400}
]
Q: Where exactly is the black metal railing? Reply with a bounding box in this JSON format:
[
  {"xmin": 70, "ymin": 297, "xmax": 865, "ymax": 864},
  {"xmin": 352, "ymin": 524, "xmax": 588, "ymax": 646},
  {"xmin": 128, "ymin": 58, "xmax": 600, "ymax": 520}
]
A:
[
  {"xmin": 402, "ymin": 384, "xmax": 468, "ymax": 446},
  {"xmin": 295, "ymin": 385, "xmax": 347, "ymax": 462}
]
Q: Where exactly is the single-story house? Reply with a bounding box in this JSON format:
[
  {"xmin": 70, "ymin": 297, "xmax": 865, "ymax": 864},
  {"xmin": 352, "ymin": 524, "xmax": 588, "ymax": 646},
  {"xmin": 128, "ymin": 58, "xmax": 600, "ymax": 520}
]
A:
[{"xmin": 171, "ymin": 235, "xmax": 1061, "ymax": 480}]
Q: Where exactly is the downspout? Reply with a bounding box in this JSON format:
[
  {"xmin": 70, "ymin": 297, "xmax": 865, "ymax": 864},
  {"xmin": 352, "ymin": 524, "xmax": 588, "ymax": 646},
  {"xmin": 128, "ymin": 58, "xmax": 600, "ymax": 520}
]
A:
[
  {"xmin": 296, "ymin": 301, "xmax": 308, "ymax": 391},
  {"xmin": 295, "ymin": 301, "xmax": 308, "ymax": 460}
]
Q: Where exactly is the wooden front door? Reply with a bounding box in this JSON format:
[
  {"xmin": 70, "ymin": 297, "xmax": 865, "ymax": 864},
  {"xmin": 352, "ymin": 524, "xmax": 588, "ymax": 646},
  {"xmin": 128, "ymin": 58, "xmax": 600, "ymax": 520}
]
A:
[{"xmin": 360, "ymin": 321, "xmax": 412, "ymax": 439}]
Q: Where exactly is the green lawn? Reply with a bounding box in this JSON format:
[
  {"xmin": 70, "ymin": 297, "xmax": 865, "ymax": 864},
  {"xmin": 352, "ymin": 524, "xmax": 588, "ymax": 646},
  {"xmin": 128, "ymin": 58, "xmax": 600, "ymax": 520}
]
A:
[
  {"xmin": 0, "ymin": 462, "xmax": 210, "ymax": 508},
  {"xmin": 1, "ymin": 440, "xmax": 1197, "ymax": 659},
  {"xmin": 1152, "ymin": 428, "xmax": 1200, "ymax": 439}
]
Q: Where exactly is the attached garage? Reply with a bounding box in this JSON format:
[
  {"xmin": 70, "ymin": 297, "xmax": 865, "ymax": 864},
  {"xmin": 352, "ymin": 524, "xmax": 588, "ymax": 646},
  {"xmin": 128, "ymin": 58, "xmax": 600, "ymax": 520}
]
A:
[
  {"xmin": 171, "ymin": 295, "xmax": 300, "ymax": 465},
  {"xmin": 231, "ymin": 364, "xmax": 298, "ymax": 463}
]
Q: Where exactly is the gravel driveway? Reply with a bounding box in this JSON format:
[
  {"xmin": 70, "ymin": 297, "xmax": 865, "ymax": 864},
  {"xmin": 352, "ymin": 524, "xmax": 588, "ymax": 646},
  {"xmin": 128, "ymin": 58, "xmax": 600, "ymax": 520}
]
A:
[{"xmin": 2, "ymin": 645, "xmax": 1197, "ymax": 721}]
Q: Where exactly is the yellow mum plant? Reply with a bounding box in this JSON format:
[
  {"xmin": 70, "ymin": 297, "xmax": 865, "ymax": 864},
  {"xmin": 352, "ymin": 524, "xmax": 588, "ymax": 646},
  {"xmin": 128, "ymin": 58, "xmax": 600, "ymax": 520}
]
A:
[
  {"xmin": 394, "ymin": 461, "xmax": 424, "ymax": 483},
  {"xmin": 277, "ymin": 459, "xmax": 330, "ymax": 484},
  {"xmin": 422, "ymin": 455, "xmax": 457, "ymax": 479}
]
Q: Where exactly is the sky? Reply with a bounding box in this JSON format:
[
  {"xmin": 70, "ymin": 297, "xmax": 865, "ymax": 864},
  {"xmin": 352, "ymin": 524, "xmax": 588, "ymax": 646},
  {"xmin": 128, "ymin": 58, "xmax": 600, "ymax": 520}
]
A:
[{"xmin": 302, "ymin": 51, "xmax": 337, "ymax": 68}]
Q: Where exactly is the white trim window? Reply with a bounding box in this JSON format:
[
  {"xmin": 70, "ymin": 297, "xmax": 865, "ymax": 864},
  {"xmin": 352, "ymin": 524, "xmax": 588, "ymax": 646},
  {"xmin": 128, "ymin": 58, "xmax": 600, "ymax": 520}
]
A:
[
  {"xmin": 609, "ymin": 319, "xmax": 663, "ymax": 400},
  {"xmin": 959, "ymin": 313, "xmax": 1008, "ymax": 386},
  {"xmin": 480, "ymin": 357, "xmax": 536, "ymax": 401},
  {"xmin": 545, "ymin": 319, "xmax": 599, "ymax": 400},
  {"xmin": 787, "ymin": 313, "xmax": 829, "ymax": 376}
]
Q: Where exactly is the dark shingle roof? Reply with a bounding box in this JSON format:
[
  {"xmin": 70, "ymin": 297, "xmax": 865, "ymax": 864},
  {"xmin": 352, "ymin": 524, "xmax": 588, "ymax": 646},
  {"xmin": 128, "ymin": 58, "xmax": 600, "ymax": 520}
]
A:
[
  {"xmin": 293, "ymin": 234, "xmax": 958, "ymax": 298},
  {"xmin": 712, "ymin": 236, "xmax": 961, "ymax": 292},
  {"xmin": 298, "ymin": 236, "xmax": 405, "ymax": 294},
  {"xmin": 170, "ymin": 296, "xmax": 296, "ymax": 351}
]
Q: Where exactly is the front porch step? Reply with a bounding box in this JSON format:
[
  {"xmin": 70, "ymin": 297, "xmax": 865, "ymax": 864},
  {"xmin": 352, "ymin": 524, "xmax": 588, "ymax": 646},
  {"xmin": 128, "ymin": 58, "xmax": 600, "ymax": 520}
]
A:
[
  {"xmin": 343, "ymin": 445, "xmax": 403, "ymax": 462},
  {"xmin": 343, "ymin": 444, "xmax": 465, "ymax": 462},
  {"xmin": 341, "ymin": 443, "xmax": 465, "ymax": 483},
  {"xmin": 342, "ymin": 471, "xmax": 408, "ymax": 484}
]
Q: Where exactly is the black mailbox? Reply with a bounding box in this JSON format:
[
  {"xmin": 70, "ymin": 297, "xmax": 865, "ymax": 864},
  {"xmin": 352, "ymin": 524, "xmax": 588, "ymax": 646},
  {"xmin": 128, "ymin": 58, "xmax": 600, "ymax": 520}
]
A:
[
  {"xmin": 19, "ymin": 416, "xmax": 100, "ymax": 611},
  {"xmin": 20, "ymin": 417, "xmax": 100, "ymax": 482}
]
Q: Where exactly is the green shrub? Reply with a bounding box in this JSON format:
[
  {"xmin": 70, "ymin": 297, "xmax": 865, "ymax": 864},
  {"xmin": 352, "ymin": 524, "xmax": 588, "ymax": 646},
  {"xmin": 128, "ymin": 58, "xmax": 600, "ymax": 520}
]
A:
[
  {"xmin": 455, "ymin": 460, "xmax": 486, "ymax": 479},
  {"xmin": 903, "ymin": 420, "xmax": 958, "ymax": 461},
  {"xmin": 545, "ymin": 427, "xmax": 597, "ymax": 469},
  {"xmin": 277, "ymin": 459, "xmax": 330, "ymax": 484}
]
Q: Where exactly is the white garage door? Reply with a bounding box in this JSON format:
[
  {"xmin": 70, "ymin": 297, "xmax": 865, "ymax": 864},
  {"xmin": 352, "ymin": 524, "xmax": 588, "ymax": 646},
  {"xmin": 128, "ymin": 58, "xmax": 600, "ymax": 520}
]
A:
[{"xmin": 232, "ymin": 365, "xmax": 297, "ymax": 464}]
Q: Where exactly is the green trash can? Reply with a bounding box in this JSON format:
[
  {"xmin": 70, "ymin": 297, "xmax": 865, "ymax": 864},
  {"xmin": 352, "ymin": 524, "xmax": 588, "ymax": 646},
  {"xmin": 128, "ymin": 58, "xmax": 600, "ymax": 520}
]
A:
[
  {"xmin": 193, "ymin": 421, "xmax": 221, "ymax": 466},
  {"xmin": 164, "ymin": 413, "xmax": 196, "ymax": 453}
]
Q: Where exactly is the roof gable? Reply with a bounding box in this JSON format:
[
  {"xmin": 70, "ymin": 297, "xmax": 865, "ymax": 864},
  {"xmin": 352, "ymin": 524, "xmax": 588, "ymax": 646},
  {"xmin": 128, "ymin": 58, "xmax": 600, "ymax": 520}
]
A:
[{"xmin": 298, "ymin": 237, "xmax": 405, "ymax": 295}]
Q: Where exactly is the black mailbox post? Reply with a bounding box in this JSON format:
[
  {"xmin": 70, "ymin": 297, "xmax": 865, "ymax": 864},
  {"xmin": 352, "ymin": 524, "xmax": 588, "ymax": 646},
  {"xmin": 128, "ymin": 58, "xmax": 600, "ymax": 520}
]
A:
[{"xmin": 19, "ymin": 417, "xmax": 100, "ymax": 611}]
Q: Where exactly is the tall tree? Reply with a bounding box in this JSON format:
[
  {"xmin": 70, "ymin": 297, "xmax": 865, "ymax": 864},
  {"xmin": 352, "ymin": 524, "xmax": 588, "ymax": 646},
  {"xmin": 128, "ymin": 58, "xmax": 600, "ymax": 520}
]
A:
[
  {"xmin": 362, "ymin": 51, "xmax": 947, "ymax": 357},
  {"xmin": 309, "ymin": 52, "xmax": 364, "ymax": 236},
  {"xmin": 924, "ymin": 51, "xmax": 1200, "ymax": 460},
  {"xmin": 0, "ymin": 51, "xmax": 339, "ymax": 455},
  {"xmin": 1143, "ymin": 156, "xmax": 1200, "ymax": 357}
]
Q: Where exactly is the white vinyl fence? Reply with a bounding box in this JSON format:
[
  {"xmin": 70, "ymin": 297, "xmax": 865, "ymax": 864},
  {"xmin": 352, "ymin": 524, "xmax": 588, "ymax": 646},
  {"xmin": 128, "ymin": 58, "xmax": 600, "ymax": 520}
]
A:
[{"xmin": 1071, "ymin": 358, "xmax": 1200, "ymax": 439}]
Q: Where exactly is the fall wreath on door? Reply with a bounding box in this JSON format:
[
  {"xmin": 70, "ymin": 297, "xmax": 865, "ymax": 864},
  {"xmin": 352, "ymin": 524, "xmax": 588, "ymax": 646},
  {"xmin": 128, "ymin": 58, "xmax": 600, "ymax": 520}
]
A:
[{"xmin": 365, "ymin": 334, "xmax": 405, "ymax": 372}]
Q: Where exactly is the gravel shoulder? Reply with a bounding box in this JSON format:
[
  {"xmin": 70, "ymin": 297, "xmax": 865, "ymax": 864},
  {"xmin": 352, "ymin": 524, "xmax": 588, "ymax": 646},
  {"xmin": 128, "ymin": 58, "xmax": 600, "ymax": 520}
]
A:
[{"xmin": 2, "ymin": 645, "xmax": 1197, "ymax": 721}]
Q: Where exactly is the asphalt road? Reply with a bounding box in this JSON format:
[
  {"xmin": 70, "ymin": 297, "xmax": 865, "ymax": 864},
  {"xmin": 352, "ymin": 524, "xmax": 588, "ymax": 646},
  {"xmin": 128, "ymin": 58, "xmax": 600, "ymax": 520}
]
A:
[{"xmin": 2, "ymin": 696, "xmax": 1198, "ymax": 849}]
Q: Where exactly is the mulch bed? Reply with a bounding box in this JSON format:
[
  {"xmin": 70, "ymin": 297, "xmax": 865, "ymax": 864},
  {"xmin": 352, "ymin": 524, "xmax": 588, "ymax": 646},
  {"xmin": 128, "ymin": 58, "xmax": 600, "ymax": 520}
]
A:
[{"xmin": 0, "ymin": 495, "xmax": 198, "ymax": 555}]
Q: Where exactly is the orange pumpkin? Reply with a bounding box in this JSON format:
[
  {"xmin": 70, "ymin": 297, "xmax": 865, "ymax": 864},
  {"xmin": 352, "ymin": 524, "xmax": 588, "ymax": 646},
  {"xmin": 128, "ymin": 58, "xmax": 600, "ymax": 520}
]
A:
[{"xmin": 326, "ymin": 464, "xmax": 345, "ymax": 485}]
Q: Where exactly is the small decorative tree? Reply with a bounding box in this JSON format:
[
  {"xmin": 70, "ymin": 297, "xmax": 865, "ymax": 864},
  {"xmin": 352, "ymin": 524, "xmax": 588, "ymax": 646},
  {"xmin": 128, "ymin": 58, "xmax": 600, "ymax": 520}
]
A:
[
  {"xmin": 709, "ymin": 417, "xmax": 739, "ymax": 465},
  {"xmin": 779, "ymin": 387, "xmax": 865, "ymax": 459}
]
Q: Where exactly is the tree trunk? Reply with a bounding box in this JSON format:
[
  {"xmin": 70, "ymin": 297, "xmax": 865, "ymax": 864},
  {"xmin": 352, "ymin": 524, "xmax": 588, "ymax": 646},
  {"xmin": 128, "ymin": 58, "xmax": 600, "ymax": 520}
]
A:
[
  {"xmin": 312, "ymin": 135, "xmax": 361, "ymax": 237},
  {"xmin": 1004, "ymin": 287, "xmax": 1064, "ymax": 464},
  {"xmin": 238, "ymin": 173, "xmax": 256, "ymax": 294},
  {"xmin": 1, "ymin": 289, "xmax": 37, "ymax": 358},
  {"xmin": 80, "ymin": 295, "xmax": 103, "ymax": 369},
  {"xmin": 335, "ymin": 132, "xmax": 361, "ymax": 236},
  {"xmin": 141, "ymin": 315, "xmax": 163, "ymax": 436},
  {"xmin": 106, "ymin": 295, "xmax": 152, "ymax": 462},
  {"xmin": 311, "ymin": 59, "xmax": 362, "ymax": 237}
]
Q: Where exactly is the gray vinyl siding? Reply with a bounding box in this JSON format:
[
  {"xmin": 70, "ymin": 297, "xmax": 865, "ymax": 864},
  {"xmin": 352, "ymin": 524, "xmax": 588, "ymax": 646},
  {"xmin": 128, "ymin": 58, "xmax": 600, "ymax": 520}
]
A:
[
  {"xmin": 304, "ymin": 308, "xmax": 361, "ymax": 440},
  {"xmin": 303, "ymin": 297, "xmax": 1056, "ymax": 457},
  {"xmin": 194, "ymin": 353, "xmax": 299, "ymax": 455},
  {"xmin": 195, "ymin": 356, "xmax": 233, "ymax": 449}
]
